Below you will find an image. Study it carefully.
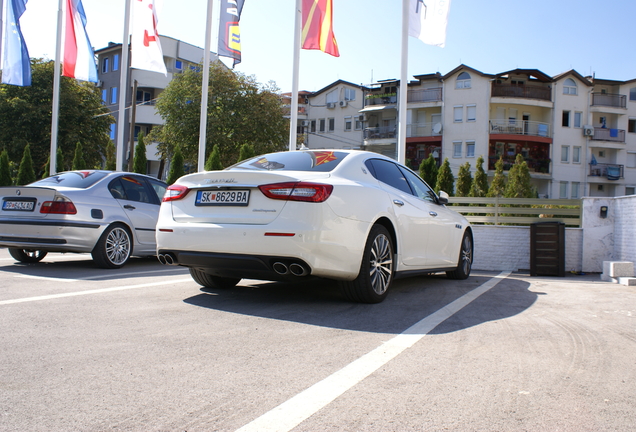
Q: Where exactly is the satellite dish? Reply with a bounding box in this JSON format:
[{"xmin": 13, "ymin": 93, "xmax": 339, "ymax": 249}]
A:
[{"xmin": 433, "ymin": 123, "xmax": 442, "ymax": 134}]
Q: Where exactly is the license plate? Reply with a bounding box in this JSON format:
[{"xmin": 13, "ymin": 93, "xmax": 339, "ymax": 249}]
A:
[
  {"xmin": 2, "ymin": 200, "xmax": 36, "ymax": 211},
  {"xmin": 195, "ymin": 189, "xmax": 250, "ymax": 206}
]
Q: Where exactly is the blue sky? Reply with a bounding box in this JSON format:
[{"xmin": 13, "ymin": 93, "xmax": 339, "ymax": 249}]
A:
[{"xmin": 15, "ymin": 0, "xmax": 636, "ymax": 92}]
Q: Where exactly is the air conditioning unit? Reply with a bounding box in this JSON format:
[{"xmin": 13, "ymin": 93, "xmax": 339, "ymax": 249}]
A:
[
  {"xmin": 583, "ymin": 125, "xmax": 594, "ymax": 136},
  {"xmin": 301, "ymin": 120, "xmax": 310, "ymax": 126},
  {"xmin": 326, "ymin": 102, "xmax": 336, "ymax": 109},
  {"xmin": 339, "ymin": 100, "xmax": 348, "ymax": 107},
  {"xmin": 96, "ymin": 80, "xmax": 104, "ymax": 88},
  {"xmin": 358, "ymin": 115, "xmax": 365, "ymax": 122}
]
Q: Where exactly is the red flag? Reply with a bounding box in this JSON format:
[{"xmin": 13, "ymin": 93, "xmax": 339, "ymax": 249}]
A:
[{"xmin": 301, "ymin": 0, "xmax": 339, "ymax": 57}]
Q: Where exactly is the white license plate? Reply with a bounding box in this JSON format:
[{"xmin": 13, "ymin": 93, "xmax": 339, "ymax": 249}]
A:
[
  {"xmin": 2, "ymin": 200, "xmax": 35, "ymax": 211},
  {"xmin": 195, "ymin": 190, "xmax": 250, "ymax": 206}
]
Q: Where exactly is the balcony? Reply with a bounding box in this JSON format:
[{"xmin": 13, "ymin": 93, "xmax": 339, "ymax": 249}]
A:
[
  {"xmin": 407, "ymin": 122, "xmax": 442, "ymax": 138},
  {"xmin": 489, "ymin": 120, "xmax": 551, "ymax": 138},
  {"xmin": 589, "ymin": 163, "xmax": 624, "ymax": 180},
  {"xmin": 591, "ymin": 127, "xmax": 625, "ymax": 143},
  {"xmin": 488, "ymin": 156, "xmax": 551, "ymax": 174},
  {"xmin": 364, "ymin": 126, "xmax": 396, "ymax": 140},
  {"xmin": 491, "ymin": 83, "xmax": 551, "ymax": 101},
  {"xmin": 364, "ymin": 93, "xmax": 397, "ymax": 107},
  {"xmin": 592, "ymin": 92, "xmax": 626, "ymax": 109},
  {"xmin": 407, "ymin": 88, "xmax": 442, "ymax": 103}
]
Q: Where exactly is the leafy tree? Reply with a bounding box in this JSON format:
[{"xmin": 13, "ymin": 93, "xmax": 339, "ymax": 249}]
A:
[
  {"xmin": 0, "ymin": 149, "xmax": 12, "ymax": 186},
  {"xmin": 419, "ymin": 154, "xmax": 438, "ymax": 190},
  {"xmin": 470, "ymin": 155, "xmax": 488, "ymax": 198},
  {"xmin": 167, "ymin": 145, "xmax": 185, "ymax": 185},
  {"xmin": 132, "ymin": 131, "xmax": 148, "ymax": 174},
  {"xmin": 487, "ymin": 156, "xmax": 506, "ymax": 198},
  {"xmin": 237, "ymin": 143, "xmax": 255, "ymax": 163},
  {"xmin": 151, "ymin": 62, "xmax": 287, "ymax": 167},
  {"xmin": 455, "ymin": 162, "xmax": 472, "ymax": 197},
  {"xmin": 16, "ymin": 144, "xmax": 36, "ymax": 185},
  {"xmin": 505, "ymin": 153, "xmax": 534, "ymax": 198},
  {"xmin": 72, "ymin": 142, "xmax": 87, "ymax": 170},
  {"xmin": 105, "ymin": 141, "xmax": 116, "ymax": 170},
  {"xmin": 0, "ymin": 59, "xmax": 114, "ymax": 177},
  {"xmin": 204, "ymin": 144, "xmax": 223, "ymax": 171},
  {"xmin": 435, "ymin": 158, "xmax": 454, "ymax": 196}
]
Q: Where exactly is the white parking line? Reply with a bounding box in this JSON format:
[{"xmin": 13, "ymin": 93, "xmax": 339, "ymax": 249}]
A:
[
  {"xmin": 236, "ymin": 271, "xmax": 511, "ymax": 432},
  {"xmin": 14, "ymin": 268, "xmax": 188, "ymax": 282},
  {"xmin": 0, "ymin": 278, "xmax": 193, "ymax": 305}
]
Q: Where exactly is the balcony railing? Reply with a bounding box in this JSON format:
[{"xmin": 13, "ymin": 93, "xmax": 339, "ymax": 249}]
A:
[
  {"xmin": 364, "ymin": 93, "xmax": 397, "ymax": 106},
  {"xmin": 591, "ymin": 127, "xmax": 625, "ymax": 142},
  {"xmin": 488, "ymin": 156, "xmax": 550, "ymax": 174},
  {"xmin": 589, "ymin": 163, "xmax": 624, "ymax": 180},
  {"xmin": 406, "ymin": 122, "xmax": 442, "ymax": 138},
  {"xmin": 407, "ymin": 88, "xmax": 442, "ymax": 103},
  {"xmin": 592, "ymin": 92, "xmax": 626, "ymax": 109},
  {"xmin": 489, "ymin": 120, "xmax": 551, "ymax": 137},
  {"xmin": 491, "ymin": 83, "xmax": 551, "ymax": 101},
  {"xmin": 364, "ymin": 126, "xmax": 396, "ymax": 140}
]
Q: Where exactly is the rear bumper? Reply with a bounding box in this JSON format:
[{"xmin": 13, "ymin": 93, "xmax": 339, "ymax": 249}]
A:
[{"xmin": 0, "ymin": 218, "xmax": 104, "ymax": 253}]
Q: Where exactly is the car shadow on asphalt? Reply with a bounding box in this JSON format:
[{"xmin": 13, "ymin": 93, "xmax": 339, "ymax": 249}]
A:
[{"xmin": 182, "ymin": 273, "xmax": 539, "ymax": 335}]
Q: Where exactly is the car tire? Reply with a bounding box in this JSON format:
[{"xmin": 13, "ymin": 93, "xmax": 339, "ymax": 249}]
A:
[
  {"xmin": 91, "ymin": 223, "xmax": 132, "ymax": 269},
  {"xmin": 446, "ymin": 231, "xmax": 473, "ymax": 280},
  {"xmin": 8, "ymin": 248, "xmax": 48, "ymax": 263},
  {"xmin": 340, "ymin": 224, "xmax": 394, "ymax": 304},
  {"xmin": 189, "ymin": 268, "xmax": 241, "ymax": 289}
]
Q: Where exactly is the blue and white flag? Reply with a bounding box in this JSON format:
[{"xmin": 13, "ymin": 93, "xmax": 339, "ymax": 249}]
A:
[{"xmin": 1, "ymin": 0, "xmax": 31, "ymax": 86}]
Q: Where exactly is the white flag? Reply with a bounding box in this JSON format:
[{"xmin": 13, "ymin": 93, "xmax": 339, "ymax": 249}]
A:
[
  {"xmin": 408, "ymin": 0, "xmax": 451, "ymax": 48},
  {"xmin": 131, "ymin": 0, "xmax": 167, "ymax": 74}
]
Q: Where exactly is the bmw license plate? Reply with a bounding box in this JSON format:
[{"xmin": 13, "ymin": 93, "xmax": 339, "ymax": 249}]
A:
[
  {"xmin": 2, "ymin": 199, "xmax": 36, "ymax": 211},
  {"xmin": 195, "ymin": 190, "xmax": 250, "ymax": 206}
]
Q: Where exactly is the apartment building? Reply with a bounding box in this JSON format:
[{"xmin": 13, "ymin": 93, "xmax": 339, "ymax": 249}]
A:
[
  {"xmin": 95, "ymin": 36, "xmax": 218, "ymax": 177},
  {"xmin": 306, "ymin": 64, "xmax": 635, "ymax": 198}
]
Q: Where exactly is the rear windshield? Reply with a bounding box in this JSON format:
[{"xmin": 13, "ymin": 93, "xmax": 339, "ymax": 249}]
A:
[
  {"xmin": 230, "ymin": 151, "xmax": 348, "ymax": 172},
  {"xmin": 30, "ymin": 171, "xmax": 108, "ymax": 189}
]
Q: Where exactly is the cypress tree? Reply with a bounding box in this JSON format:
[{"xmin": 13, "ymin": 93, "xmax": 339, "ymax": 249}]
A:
[
  {"xmin": 237, "ymin": 143, "xmax": 256, "ymax": 163},
  {"xmin": 419, "ymin": 153, "xmax": 438, "ymax": 190},
  {"xmin": 205, "ymin": 145, "xmax": 223, "ymax": 171},
  {"xmin": 167, "ymin": 146, "xmax": 185, "ymax": 185},
  {"xmin": 105, "ymin": 141, "xmax": 116, "ymax": 171},
  {"xmin": 487, "ymin": 156, "xmax": 506, "ymax": 198},
  {"xmin": 17, "ymin": 144, "xmax": 36, "ymax": 185},
  {"xmin": 435, "ymin": 158, "xmax": 455, "ymax": 196},
  {"xmin": 72, "ymin": 142, "xmax": 87, "ymax": 170},
  {"xmin": 505, "ymin": 153, "xmax": 534, "ymax": 198},
  {"xmin": 455, "ymin": 162, "xmax": 472, "ymax": 197},
  {"xmin": 0, "ymin": 150, "xmax": 12, "ymax": 186},
  {"xmin": 470, "ymin": 155, "xmax": 489, "ymax": 198},
  {"xmin": 132, "ymin": 132, "xmax": 148, "ymax": 174}
]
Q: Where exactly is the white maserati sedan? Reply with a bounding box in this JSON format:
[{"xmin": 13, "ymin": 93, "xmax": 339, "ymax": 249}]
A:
[{"xmin": 156, "ymin": 150, "xmax": 473, "ymax": 303}]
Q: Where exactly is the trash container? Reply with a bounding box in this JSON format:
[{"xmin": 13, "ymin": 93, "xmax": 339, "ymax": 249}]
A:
[{"xmin": 530, "ymin": 222, "xmax": 565, "ymax": 277}]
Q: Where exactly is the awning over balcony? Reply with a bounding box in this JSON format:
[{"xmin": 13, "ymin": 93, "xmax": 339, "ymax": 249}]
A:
[{"xmin": 360, "ymin": 105, "xmax": 396, "ymax": 112}]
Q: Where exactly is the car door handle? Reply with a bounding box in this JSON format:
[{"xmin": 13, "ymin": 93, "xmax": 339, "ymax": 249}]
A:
[
  {"xmin": 393, "ymin": 199, "xmax": 404, "ymax": 207},
  {"xmin": 429, "ymin": 211, "xmax": 438, "ymax": 217},
  {"xmin": 124, "ymin": 204, "xmax": 136, "ymax": 210}
]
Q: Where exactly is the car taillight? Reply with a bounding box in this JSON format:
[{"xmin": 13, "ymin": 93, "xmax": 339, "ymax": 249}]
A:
[
  {"xmin": 258, "ymin": 182, "xmax": 333, "ymax": 203},
  {"xmin": 40, "ymin": 197, "xmax": 77, "ymax": 214},
  {"xmin": 162, "ymin": 184, "xmax": 190, "ymax": 202}
]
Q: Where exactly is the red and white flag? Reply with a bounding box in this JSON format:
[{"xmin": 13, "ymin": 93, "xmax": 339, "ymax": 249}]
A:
[
  {"xmin": 131, "ymin": 0, "xmax": 167, "ymax": 74},
  {"xmin": 62, "ymin": 0, "xmax": 98, "ymax": 82}
]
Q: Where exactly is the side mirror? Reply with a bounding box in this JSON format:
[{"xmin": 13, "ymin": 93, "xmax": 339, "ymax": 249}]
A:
[{"xmin": 437, "ymin": 191, "xmax": 449, "ymax": 205}]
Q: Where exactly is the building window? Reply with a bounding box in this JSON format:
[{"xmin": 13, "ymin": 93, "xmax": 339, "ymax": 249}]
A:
[
  {"xmin": 560, "ymin": 181, "xmax": 568, "ymax": 199},
  {"xmin": 456, "ymin": 72, "xmax": 471, "ymax": 89},
  {"xmin": 328, "ymin": 118, "xmax": 335, "ymax": 132},
  {"xmin": 561, "ymin": 145, "xmax": 569, "ymax": 162},
  {"xmin": 629, "ymin": 118, "xmax": 636, "ymax": 133},
  {"xmin": 175, "ymin": 60, "xmax": 183, "ymax": 70},
  {"xmin": 109, "ymin": 123, "xmax": 116, "ymax": 141},
  {"xmin": 562, "ymin": 110, "xmax": 570, "ymax": 127},
  {"xmin": 319, "ymin": 119, "xmax": 325, "ymax": 133},
  {"xmin": 626, "ymin": 152, "xmax": 636, "ymax": 168},
  {"xmin": 326, "ymin": 90, "xmax": 338, "ymax": 104},
  {"xmin": 454, "ymin": 106, "xmax": 463, "ymax": 122},
  {"xmin": 466, "ymin": 141, "xmax": 475, "ymax": 158},
  {"xmin": 101, "ymin": 89, "xmax": 107, "ymax": 104},
  {"xmin": 355, "ymin": 116, "xmax": 363, "ymax": 130},
  {"xmin": 467, "ymin": 105, "xmax": 476, "ymax": 122},
  {"xmin": 110, "ymin": 87, "xmax": 118, "ymax": 104},
  {"xmin": 626, "ymin": 186, "xmax": 635, "ymax": 195},
  {"xmin": 344, "ymin": 88, "xmax": 356, "ymax": 101},
  {"xmin": 344, "ymin": 116, "xmax": 352, "ymax": 131},
  {"xmin": 630, "ymin": 87, "xmax": 636, "ymax": 101},
  {"xmin": 573, "ymin": 146, "xmax": 581, "ymax": 163},
  {"xmin": 563, "ymin": 78, "xmax": 577, "ymax": 95},
  {"xmin": 453, "ymin": 142, "xmax": 462, "ymax": 158},
  {"xmin": 571, "ymin": 182, "xmax": 580, "ymax": 199},
  {"xmin": 310, "ymin": 120, "xmax": 316, "ymax": 133},
  {"xmin": 113, "ymin": 54, "xmax": 120, "ymax": 71},
  {"xmin": 574, "ymin": 112, "xmax": 582, "ymax": 128},
  {"xmin": 102, "ymin": 57, "xmax": 109, "ymax": 73}
]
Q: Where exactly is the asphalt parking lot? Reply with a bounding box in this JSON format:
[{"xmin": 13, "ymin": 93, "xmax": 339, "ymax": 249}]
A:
[{"xmin": 1, "ymin": 248, "xmax": 635, "ymax": 432}]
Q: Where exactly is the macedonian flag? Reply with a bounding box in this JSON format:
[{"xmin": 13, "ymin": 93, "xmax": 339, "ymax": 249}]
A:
[
  {"xmin": 310, "ymin": 151, "xmax": 337, "ymax": 167},
  {"xmin": 301, "ymin": 0, "xmax": 340, "ymax": 57}
]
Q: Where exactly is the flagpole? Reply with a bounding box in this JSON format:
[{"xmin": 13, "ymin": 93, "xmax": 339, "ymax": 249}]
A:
[
  {"xmin": 50, "ymin": 0, "xmax": 64, "ymax": 175},
  {"xmin": 288, "ymin": 0, "xmax": 301, "ymax": 152},
  {"xmin": 116, "ymin": 0, "xmax": 132, "ymax": 171},
  {"xmin": 198, "ymin": 0, "xmax": 214, "ymax": 172},
  {"xmin": 0, "ymin": 0, "xmax": 4, "ymax": 64},
  {"xmin": 397, "ymin": 0, "xmax": 409, "ymax": 166}
]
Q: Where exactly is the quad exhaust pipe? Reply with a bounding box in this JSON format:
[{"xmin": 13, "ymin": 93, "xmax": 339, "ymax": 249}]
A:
[
  {"xmin": 273, "ymin": 261, "xmax": 310, "ymax": 277},
  {"xmin": 157, "ymin": 253, "xmax": 177, "ymax": 265}
]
